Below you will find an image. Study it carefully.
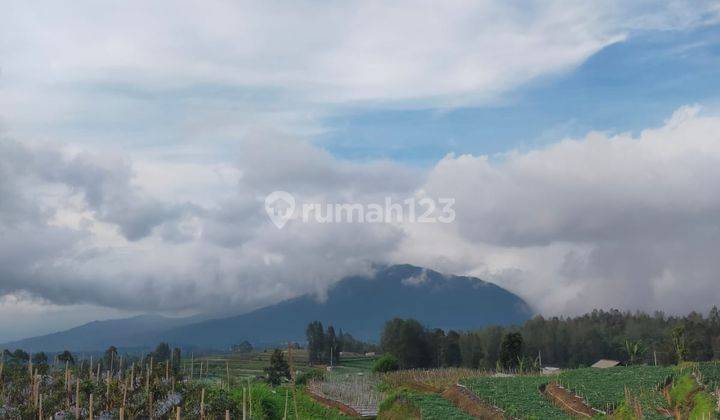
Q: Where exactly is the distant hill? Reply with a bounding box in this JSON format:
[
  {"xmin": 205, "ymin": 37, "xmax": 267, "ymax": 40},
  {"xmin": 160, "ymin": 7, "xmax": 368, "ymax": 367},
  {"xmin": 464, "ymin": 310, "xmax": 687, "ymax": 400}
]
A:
[
  {"xmin": 2, "ymin": 265, "xmax": 533, "ymax": 352},
  {"xmin": 0, "ymin": 314, "xmax": 196, "ymax": 353}
]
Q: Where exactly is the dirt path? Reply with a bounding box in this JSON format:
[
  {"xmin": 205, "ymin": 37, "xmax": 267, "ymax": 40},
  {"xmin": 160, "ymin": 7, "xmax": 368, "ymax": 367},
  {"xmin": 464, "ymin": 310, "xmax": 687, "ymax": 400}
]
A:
[
  {"xmin": 442, "ymin": 384, "xmax": 504, "ymax": 419},
  {"xmin": 542, "ymin": 382, "xmax": 596, "ymax": 418}
]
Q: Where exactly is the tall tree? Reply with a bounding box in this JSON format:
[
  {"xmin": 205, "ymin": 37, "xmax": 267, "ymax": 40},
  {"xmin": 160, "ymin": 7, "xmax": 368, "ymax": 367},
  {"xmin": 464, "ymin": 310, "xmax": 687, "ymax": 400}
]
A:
[
  {"xmin": 153, "ymin": 342, "xmax": 171, "ymax": 362},
  {"xmin": 264, "ymin": 349, "xmax": 290, "ymax": 386},
  {"xmin": 306, "ymin": 321, "xmax": 326, "ymax": 364},
  {"xmin": 499, "ymin": 332, "xmax": 523, "ymax": 370}
]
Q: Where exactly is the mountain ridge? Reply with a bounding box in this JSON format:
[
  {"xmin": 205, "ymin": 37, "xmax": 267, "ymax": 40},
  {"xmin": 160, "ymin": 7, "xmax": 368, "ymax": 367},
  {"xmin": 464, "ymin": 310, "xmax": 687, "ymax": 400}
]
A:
[{"xmin": 2, "ymin": 264, "xmax": 533, "ymax": 352}]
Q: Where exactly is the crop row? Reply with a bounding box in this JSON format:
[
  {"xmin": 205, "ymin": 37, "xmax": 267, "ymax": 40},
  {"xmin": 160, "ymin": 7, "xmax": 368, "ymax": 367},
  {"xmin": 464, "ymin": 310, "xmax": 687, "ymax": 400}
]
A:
[
  {"xmin": 556, "ymin": 365, "xmax": 674, "ymax": 414},
  {"xmin": 461, "ymin": 375, "xmax": 569, "ymax": 419}
]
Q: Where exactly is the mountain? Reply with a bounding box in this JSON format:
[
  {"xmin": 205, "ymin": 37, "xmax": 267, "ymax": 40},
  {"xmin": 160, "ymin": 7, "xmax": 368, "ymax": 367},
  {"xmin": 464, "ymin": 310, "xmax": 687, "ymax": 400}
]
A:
[
  {"xmin": 0, "ymin": 314, "xmax": 196, "ymax": 353},
  {"xmin": 158, "ymin": 264, "xmax": 533, "ymax": 348},
  {"xmin": 2, "ymin": 265, "xmax": 533, "ymax": 352}
]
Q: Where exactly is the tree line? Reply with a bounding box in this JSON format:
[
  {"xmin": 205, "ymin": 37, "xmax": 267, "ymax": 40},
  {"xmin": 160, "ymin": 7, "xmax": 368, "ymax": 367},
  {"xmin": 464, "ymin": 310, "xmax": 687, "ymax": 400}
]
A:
[
  {"xmin": 305, "ymin": 321, "xmax": 378, "ymax": 365},
  {"xmin": 379, "ymin": 307, "xmax": 720, "ymax": 370}
]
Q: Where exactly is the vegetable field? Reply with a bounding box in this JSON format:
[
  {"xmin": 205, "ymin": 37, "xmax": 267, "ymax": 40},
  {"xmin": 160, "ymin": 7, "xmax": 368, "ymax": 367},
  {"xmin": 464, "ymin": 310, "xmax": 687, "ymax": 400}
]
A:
[
  {"xmin": 557, "ymin": 366, "xmax": 674, "ymax": 413},
  {"xmin": 694, "ymin": 361, "xmax": 720, "ymax": 391},
  {"xmin": 461, "ymin": 375, "xmax": 569, "ymax": 419},
  {"xmin": 406, "ymin": 392, "xmax": 473, "ymax": 420}
]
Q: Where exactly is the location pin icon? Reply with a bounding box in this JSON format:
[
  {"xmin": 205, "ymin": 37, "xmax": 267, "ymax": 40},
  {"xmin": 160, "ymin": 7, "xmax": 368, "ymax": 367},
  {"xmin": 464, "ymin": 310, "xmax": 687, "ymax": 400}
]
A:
[{"xmin": 265, "ymin": 191, "xmax": 296, "ymax": 229}]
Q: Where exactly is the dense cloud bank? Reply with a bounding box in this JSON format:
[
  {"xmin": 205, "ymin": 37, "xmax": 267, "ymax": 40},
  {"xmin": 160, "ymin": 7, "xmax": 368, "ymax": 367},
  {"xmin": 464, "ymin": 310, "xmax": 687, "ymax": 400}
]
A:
[{"xmin": 1, "ymin": 107, "xmax": 720, "ymax": 323}]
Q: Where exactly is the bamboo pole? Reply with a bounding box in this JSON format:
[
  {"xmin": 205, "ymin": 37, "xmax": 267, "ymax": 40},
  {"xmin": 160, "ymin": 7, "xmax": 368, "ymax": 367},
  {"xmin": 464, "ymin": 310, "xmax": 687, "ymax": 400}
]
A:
[
  {"xmin": 243, "ymin": 387, "xmax": 247, "ymax": 420},
  {"xmin": 283, "ymin": 390, "xmax": 288, "ymax": 420},
  {"xmin": 166, "ymin": 360, "xmax": 169, "ymax": 381},
  {"xmin": 176, "ymin": 406, "xmax": 181, "ymax": 420},
  {"xmin": 89, "ymin": 393, "xmax": 94, "ymax": 420},
  {"xmin": 200, "ymin": 388, "xmax": 205, "ymax": 420},
  {"xmin": 106, "ymin": 370, "xmax": 111, "ymax": 410},
  {"xmin": 123, "ymin": 378, "xmax": 128, "ymax": 409},
  {"xmin": 119, "ymin": 407, "xmax": 125, "ymax": 420},
  {"xmin": 130, "ymin": 362, "xmax": 135, "ymax": 390},
  {"xmin": 190, "ymin": 353, "xmax": 194, "ymax": 380},
  {"xmin": 38, "ymin": 394, "xmax": 43, "ymax": 420},
  {"xmin": 75, "ymin": 376, "xmax": 80, "ymax": 418},
  {"xmin": 226, "ymin": 360, "xmax": 230, "ymax": 389},
  {"xmin": 225, "ymin": 410, "xmax": 230, "ymax": 420}
]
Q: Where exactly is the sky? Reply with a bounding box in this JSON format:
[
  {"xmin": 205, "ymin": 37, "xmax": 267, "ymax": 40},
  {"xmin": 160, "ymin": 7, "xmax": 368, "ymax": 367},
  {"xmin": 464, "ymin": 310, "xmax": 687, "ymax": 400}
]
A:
[{"xmin": 1, "ymin": 1, "xmax": 720, "ymax": 341}]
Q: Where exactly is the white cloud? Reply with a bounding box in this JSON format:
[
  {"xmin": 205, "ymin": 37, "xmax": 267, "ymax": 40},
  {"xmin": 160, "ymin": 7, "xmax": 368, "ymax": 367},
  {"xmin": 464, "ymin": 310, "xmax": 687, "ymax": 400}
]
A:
[
  {"xmin": 4, "ymin": 106, "xmax": 720, "ymax": 336},
  {"xmin": 401, "ymin": 105, "xmax": 720, "ymax": 314},
  {"xmin": 1, "ymin": 1, "xmax": 720, "ymax": 338},
  {"xmin": 1, "ymin": 1, "xmax": 717, "ymax": 153}
]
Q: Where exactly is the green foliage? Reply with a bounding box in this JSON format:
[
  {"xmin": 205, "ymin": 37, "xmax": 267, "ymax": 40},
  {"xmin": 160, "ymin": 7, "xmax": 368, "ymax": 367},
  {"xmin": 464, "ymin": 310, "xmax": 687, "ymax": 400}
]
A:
[
  {"xmin": 373, "ymin": 354, "xmax": 400, "ymax": 373},
  {"xmin": 406, "ymin": 392, "xmax": 473, "ymax": 419},
  {"xmin": 667, "ymin": 373, "xmax": 716, "ymax": 420},
  {"xmin": 241, "ymin": 383, "xmax": 347, "ymax": 420},
  {"xmin": 461, "ymin": 375, "xmax": 569, "ymax": 419},
  {"xmin": 499, "ymin": 332, "xmax": 523, "ymax": 370},
  {"xmin": 557, "ymin": 365, "xmax": 674, "ymax": 414},
  {"xmin": 264, "ymin": 349, "xmax": 290, "ymax": 386},
  {"xmin": 295, "ymin": 368, "xmax": 324, "ymax": 386}
]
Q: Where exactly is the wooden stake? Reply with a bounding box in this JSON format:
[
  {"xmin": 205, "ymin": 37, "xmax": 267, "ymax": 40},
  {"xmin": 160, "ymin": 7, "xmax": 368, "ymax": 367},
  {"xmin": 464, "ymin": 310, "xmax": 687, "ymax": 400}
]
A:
[
  {"xmin": 89, "ymin": 393, "xmax": 94, "ymax": 420},
  {"xmin": 75, "ymin": 376, "xmax": 80, "ymax": 418},
  {"xmin": 200, "ymin": 388, "xmax": 205, "ymax": 420},
  {"xmin": 283, "ymin": 390, "xmax": 288, "ymax": 420},
  {"xmin": 226, "ymin": 360, "xmax": 230, "ymax": 389},
  {"xmin": 106, "ymin": 370, "xmax": 111, "ymax": 410},
  {"xmin": 243, "ymin": 387, "xmax": 247, "ymax": 420},
  {"xmin": 123, "ymin": 378, "xmax": 128, "ymax": 408},
  {"xmin": 176, "ymin": 406, "xmax": 181, "ymax": 420},
  {"xmin": 119, "ymin": 407, "xmax": 125, "ymax": 420},
  {"xmin": 130, "ymin": 362, "xmax": 135, "ymax": 390},
  {"xmin": 225, "ymin": 409, "xmax": 230, "ymax": 420},
  {"xmin": 166, "ymin": 361, "xmax": 169, "ymax": 381}
]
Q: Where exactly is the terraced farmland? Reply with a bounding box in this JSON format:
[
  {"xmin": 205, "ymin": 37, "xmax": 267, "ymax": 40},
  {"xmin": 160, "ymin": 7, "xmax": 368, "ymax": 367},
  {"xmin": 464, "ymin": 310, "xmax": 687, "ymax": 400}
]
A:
[
  {"xmin": 694, "ymin": 361, "xmax": 720, "ymax": 391},
  {"xmin": 461, "ymin": 375, "xmax": 570, "ymax": 419},
  {"xmin": 557, "ymin": 366, "xmax": 674, "ymax": 415},
  {"xmin": 406, "ymin": 392, "xmax": 473, "ymax": 420}
]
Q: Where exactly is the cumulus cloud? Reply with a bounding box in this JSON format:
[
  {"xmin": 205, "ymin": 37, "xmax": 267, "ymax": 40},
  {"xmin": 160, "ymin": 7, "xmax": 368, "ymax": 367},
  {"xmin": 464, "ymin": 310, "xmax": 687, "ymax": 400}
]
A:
[
  {"xmin": 4, "ymin": 106, "xmax": 720, "ymax": 326},
  {"xmin": 402, "ymin": 105, "xmax": 720, "ymax": 314},
  {"xmin": 2, "ymin": 1, "xmax": 720, "ymax": 338}
]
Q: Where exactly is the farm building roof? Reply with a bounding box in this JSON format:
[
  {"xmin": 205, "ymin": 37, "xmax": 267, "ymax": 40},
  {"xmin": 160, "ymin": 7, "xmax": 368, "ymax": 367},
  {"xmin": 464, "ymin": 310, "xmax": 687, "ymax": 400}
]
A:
[{"xmin": 591, "ymin": 359, "xmax": 621, "ymax": 368}]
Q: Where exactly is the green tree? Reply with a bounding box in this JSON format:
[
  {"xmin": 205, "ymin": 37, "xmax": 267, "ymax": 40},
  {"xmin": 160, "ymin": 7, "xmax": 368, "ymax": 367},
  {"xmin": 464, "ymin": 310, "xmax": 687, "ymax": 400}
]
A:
[
  {"xmin": 672, "ymin": 325, "xmax": 688, "ymax": 363},
  {"xmin": 153, "ymin": 342, "xmax": 171, "ymax": 362},
  {"xmin": 624, "ymin": 339, "xmax": 645, "ymax": 365},
  {"xmin": 32, "ymin": 352, "xmax": 48, "ymax": 365},
  {"xmin": 372, "ymin": 354, "xmax": 399, "ymax": 373},
  {"xmin": 499, "ymin": 332, "xmax": 523, "ymax": 370},
  {"xmin": 306, "ymin": 321, "xmax": 326, "ymax": 364},
  {"xmin": 264, "ymin": 349, "xmax": 290, "ymax": 386},
  {"xmin": 104, "ymin": 346, "xmax": 118, "ymax": 370},
  {"xmin": 57, "ymin": 350, "xmax": 75, "ymax": 365},
  {"xmin": 445, "ymin": 330, "xmax": 462, "ymax": 367},
  {"xmin": 380, "ymin": 318, "xmax": 431, "ymax": 369},
  {"xmin": 326, "ymin": 325, "xmax": 339, "ymax": 365}
]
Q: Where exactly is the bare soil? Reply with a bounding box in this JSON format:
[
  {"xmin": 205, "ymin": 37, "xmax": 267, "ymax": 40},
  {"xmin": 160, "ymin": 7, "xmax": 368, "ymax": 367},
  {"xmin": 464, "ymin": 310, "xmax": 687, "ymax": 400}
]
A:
[
  {"xmin": 441, "ymin": 384, "xmax": 504, "ymax": 419},
  {"xmin": 543, "ymin": 382, "xmax": 595, "ymax": 418}
]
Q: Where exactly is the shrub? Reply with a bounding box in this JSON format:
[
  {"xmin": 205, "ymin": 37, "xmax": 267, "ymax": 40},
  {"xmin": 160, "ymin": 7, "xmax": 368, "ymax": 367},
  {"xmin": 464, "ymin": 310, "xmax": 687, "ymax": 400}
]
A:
[
  {"xmin": 296, "ymin": 368, "xmax": 324, "ymax": 386},
  {"xmin": 373, "ymin": 355, "xmax": 399, "ymax": 373}
]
